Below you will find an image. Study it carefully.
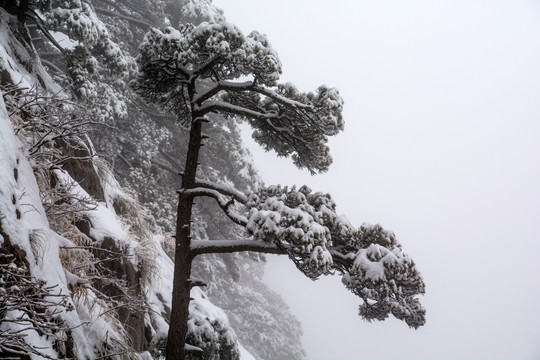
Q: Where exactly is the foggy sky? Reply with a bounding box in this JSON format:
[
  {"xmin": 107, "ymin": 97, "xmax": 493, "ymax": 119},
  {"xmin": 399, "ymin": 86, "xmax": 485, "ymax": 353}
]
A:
[{"xmin": 213, "ymin": 1, "xmax": 540, "ymax": 359}]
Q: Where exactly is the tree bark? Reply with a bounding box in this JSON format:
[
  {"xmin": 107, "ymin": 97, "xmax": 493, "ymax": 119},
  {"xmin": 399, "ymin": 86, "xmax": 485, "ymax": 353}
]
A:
[{"xmin": 166, "ymin": 116, "xmax": 203, "ymax": 360}]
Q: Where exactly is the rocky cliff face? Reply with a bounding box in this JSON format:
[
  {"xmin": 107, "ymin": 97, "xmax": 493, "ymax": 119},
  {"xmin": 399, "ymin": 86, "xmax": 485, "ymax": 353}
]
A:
[{"xmin": 0, "ymin": 10, "xmax": 239, "ymax": 358}]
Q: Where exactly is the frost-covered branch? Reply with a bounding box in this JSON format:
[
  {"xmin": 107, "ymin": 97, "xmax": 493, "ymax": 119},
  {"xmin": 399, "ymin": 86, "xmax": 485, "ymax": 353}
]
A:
[
  {"xmin": 0, "ymin": 250, "xmax": 72, "ymax": 359},
  {"xmin": 24, "ymin": 9, "xmax": 67, "ymax": 54},
  {"xmin": 195, "ymin": 80, "xmax": 312, "ymax": 111},
  {"xmin": 178, "ymin": 187, "xmax": 248, "ymax": 226},
  {"xmin": 196, "ymin": 100, "xmax": 279, "ymax": 121},
  {"xmin": 193, "ymin": 80, "xmax": 254, "ymax": 105},
  {"xmin": 4, "ymin": 85, "xmax": 93, "ymax": 168},
  {"xmin": 40, "ymin": 59, "xmax": 63, "ymax": 74},
  {"xmin": 193, "ymin": 178, "xmax": 248, "ymax": 204},
  {"xmin": 187, "ymin": 183, "xmax": 426, "ymax": 328},
  {"xmin": 191, "ymin": 239, "xmax": 284, "ymax": 256}
]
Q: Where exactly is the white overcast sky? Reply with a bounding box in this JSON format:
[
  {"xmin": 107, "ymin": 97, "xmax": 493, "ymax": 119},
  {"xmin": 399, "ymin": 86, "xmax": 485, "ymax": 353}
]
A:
[{"xmin": 213, "ymin": 1, "xmax": 540, "ymax": 359}]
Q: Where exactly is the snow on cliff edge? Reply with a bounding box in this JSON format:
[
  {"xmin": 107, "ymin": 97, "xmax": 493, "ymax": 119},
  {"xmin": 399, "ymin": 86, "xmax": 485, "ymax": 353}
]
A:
[{"xmin": 0, "ymin": 9, "xmax": 256, "ymax": 358}]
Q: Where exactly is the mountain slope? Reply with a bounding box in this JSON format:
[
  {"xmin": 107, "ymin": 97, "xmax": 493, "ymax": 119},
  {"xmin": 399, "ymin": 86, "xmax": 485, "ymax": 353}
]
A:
[{"xmin": 0, "ymin": 1, "xmax": 305, "ymax": 358}]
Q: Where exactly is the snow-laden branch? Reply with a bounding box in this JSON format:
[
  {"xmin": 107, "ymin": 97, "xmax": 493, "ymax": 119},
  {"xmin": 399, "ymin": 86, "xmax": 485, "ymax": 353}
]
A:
[
  {"xmin": 251, "ymin": 84, "xmax": 313, "ymax": 110},
  {"xmin": 178, "ymin": 187, "xmax": 248, "ymax": 226},
  {"xmin": 197, "ymin": 101, "xmax": 304, "ymax": 146},
  {"xmin": 196, "ymin": 100, "xmax": 278, "ymax": 120},
  {"xmin": 191, "ymin": 239, "xmax": 284, "ymax": 256},
  {"xmin": 27, "ymin": 10, "xmax": 67, "ymax": 55},
  {"xmin": 193, "ymin": 178, "xmax": 248, "ymax": 204},
  {"xmin": 244, "ymin": 185, "xmax": 426, "ymax": 329},
  {"xmin": 194, "ymin": 80, "xmax": 313, "ymax": 111}
]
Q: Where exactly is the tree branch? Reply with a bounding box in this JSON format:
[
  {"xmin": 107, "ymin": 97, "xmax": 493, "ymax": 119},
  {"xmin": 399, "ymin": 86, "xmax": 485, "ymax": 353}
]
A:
[
  {"xmin": 194, "ymin": 80, "xmax": 312, "ymax": 110},
  {"xmin": 40, "ymin": 59, "xmax": 63, "ymax": 74},
  {"xmin": 193, "ymin": 80, "xmax": 254, "ymax": 105},
  {"xmin": 196, "ymin": 100, "xmax": 278, "ymax": 120},
  {"xmin": 178, "ymin": 187, "xmax": 248, "ymax": 226},
  {"xmin": 191, "ymin": 239, "xmax": 285, "ymax": 256},
  {"xmin": 193, "ymin": 178, "xmax": 248, "ymax": 204},
  {"xmin": 27, "ymin": 10, "xmax": 67, "ymax": 55},
  {"xmin": 93, "ymin": 7, "xmax": 152, "ymax": 28}
]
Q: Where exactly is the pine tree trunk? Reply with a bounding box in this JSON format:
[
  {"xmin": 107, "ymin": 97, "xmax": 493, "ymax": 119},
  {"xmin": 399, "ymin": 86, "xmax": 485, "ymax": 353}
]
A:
[{"xmin": 166, "ymin": 118, "xmax": 203, "ymax": 360}]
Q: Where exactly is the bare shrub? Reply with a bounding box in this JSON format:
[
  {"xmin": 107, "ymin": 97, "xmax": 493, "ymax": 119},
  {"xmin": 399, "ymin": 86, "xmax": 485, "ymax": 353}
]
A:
[
  {"xmin": 2, "ymin": 84, "xmax": 97, "ymax": 233},
  {"xmin": 0, "ymin": 240, "xmax": 73, "ymax": 359}
]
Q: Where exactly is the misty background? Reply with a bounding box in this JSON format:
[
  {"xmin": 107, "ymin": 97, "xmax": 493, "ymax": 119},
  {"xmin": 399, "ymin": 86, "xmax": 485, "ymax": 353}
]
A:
[{"xmin": 214, "ymin": 1, "xmax": 540, "ymax": 359}]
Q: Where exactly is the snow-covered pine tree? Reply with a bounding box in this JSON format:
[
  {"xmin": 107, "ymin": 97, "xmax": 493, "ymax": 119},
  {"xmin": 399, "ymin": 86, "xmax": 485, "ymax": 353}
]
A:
[{"xmin": 132, "ymin": 21, "xmax": 426, "ymax": 360}]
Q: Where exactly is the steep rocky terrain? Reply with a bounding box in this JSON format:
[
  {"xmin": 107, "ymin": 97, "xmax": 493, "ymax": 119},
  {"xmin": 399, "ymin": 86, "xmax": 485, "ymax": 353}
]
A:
[{"xmin": 0, "ymin": 1, "xmax": 304, "ymax": 359}]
